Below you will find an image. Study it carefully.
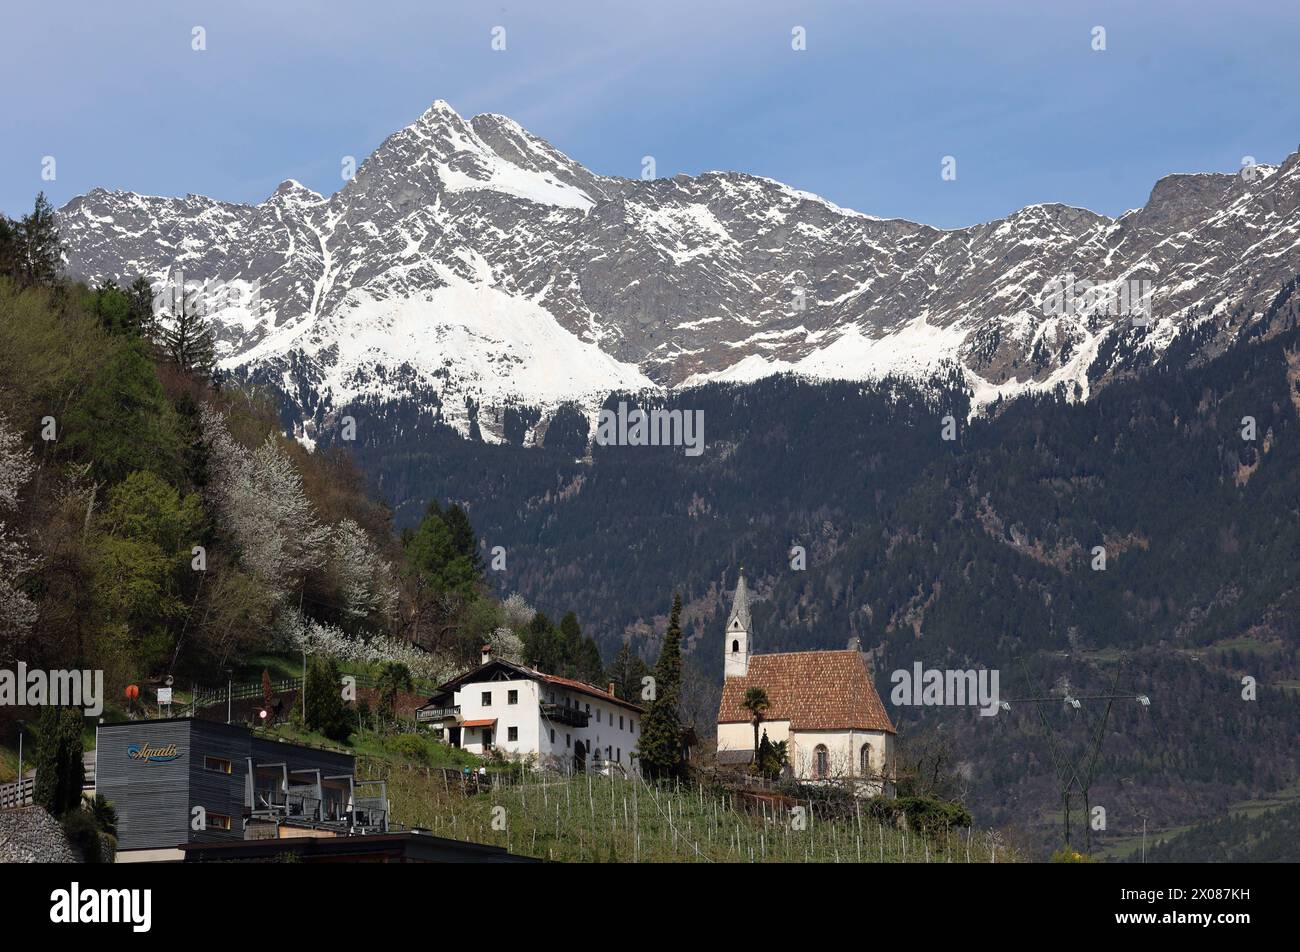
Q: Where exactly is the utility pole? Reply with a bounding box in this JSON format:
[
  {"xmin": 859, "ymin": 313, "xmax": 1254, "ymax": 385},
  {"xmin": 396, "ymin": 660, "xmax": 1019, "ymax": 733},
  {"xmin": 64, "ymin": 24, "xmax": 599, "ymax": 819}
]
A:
[
  {"xmin": 302, "ymin": 649, "xmax": 307, "ymax": 724},
  {"xmin": 1004, "ymin": 660, "xmax": 1149, "ymax": 857},
  {"xmin": 226, "ymin": 670, "xmax": 232, "ymax": 724}
]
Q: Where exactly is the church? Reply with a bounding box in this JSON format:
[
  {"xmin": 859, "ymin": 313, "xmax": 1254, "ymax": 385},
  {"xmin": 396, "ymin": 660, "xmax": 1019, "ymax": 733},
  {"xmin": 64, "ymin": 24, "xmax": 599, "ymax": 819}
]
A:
[{"xmin": 715, "ymin": 571, "xmax": 896, "ymax": 792}]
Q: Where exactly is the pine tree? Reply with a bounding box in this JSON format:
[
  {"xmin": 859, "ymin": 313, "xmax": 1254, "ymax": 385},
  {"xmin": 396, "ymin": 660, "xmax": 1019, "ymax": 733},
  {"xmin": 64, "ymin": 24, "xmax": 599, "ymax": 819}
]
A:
[
  {"xmin": 17, "ymin": 192, "xmax": 62, "ymax": 288},
  {"xmin": 128, "ymin": 275, "xmax": 157, "ymax": 337},
  {"xmin": 0, "ymin": 215, "xmax": 19, "ymax": 282},
  {"xmin": 608, "ymin": 640, "xmax": 649, "ymax": 701},
  {"xmin": 576, "ymin": 636, "xmax": 604, "ymax": 686},
  {"xmin": 636, "ymin": 592, "xmax": 685, "ymax": 781},
  {"xmin": 441, "ymin": 503, "xmax": 484, "ymax": 575},
  {"xmin": 405, "ymin": 503, "xmax": 477, "ymax": 596},
  {"xmin": 163, "ymin": 283, "xmax": 216, "ymax": 377}
]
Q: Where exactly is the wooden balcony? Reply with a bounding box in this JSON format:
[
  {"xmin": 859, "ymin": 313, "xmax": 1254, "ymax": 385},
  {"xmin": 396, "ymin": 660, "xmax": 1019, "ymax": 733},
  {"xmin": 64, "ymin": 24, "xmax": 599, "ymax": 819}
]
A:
[
  {"xmin": 416, "ymin": 705, "xmax": 461, "ymax": 724},
  {"xmin": 541, "ymin": 702, "xmax": 589, "ymax": 728}
]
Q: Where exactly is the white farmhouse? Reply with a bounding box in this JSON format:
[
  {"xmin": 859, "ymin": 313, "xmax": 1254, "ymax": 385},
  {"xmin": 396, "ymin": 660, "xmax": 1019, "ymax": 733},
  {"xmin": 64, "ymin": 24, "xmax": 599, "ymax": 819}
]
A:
[
  {"xmin": 417, "ymin": 648, "xmax": 644, "ymax": 775},
  {"xmin": 715, "ymin": 571, "xmax": 896, "ymax": 791}
]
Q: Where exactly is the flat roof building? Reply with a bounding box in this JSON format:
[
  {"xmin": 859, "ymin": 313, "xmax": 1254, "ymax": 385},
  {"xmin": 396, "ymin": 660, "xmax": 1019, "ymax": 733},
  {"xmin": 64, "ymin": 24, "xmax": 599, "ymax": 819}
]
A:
[{"xmin": 96, "ymin": 719, "xmax": 384, "ymax": 863}]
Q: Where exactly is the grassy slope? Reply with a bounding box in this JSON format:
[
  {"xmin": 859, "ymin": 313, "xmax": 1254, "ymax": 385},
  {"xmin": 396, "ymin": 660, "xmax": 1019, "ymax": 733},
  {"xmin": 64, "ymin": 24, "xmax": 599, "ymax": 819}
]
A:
[{"xmin": 360, "ymin": 751, "xmax": 1017, "ymax": 863}]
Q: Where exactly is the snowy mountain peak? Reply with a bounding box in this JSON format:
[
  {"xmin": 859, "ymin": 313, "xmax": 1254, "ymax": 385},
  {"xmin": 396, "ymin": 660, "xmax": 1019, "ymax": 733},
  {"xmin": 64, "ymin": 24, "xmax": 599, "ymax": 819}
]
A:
[
  {"xmin": 55, "ymin": 106, "xmax": 1300, "ymax": 445},
  {"xmin": 268, "ymin": 179, "xmax": 325, "ymax": 205}
]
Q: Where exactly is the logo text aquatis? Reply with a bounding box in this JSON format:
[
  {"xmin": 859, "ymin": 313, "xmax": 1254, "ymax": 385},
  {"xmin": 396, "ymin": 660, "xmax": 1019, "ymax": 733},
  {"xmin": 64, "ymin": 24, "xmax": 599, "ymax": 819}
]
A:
[{"xmin": 127, "ymin": 743, "xmax": 181, "ymax": 764}]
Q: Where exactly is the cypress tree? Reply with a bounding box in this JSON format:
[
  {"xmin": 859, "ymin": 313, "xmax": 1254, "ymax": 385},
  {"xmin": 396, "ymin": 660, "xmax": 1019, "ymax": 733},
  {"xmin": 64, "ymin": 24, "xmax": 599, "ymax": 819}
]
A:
[
  {"xmin": 637, "ymin": 592, "xmax": 684, "ymax": 781},
  {"xmin": 304, "ymin": 657, "xmax": 351, "ymax": 742},
  {"xmin": 33, "ymin": 706, "xmax": 85, "ymax": 817}
]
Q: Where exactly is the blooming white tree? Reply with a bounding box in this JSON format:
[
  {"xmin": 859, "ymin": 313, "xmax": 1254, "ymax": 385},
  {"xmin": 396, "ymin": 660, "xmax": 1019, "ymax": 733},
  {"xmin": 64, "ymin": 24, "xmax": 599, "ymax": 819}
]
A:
[
  {"xmin": 201, "ymin": 405, "xmax": 330, "ymax": 590},
  {"xmin": 501, "ymin": 592, "xmax": 536, "ymax": 633},
  {"xmin": 489, "ymin": 626, "xmax": 525, "ymax": 664},
  {"xmin": 0, "ymin": 412, "xmax": 36, "ymax": 653},
  {"xmin": 276, "ymin": 613, "xmax": 455, "ymax": 682},
  {"xmin": 331, "ymin": 517, "xmax": 397, "ymax": 620}
]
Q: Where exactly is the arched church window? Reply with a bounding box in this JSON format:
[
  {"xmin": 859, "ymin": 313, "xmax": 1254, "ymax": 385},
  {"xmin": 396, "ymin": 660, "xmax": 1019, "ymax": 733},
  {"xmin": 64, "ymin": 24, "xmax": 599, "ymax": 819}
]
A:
[
  {"xmin": 859, "ymin": 743, "xmax": 871, "ymax": 776},
  {"xmin": 814, "ymin": 744, "xmax": 829, "ymax": 779},
  {"xmin": 731, "ymin": 639, "xmax": 739, "ymax": 654}
]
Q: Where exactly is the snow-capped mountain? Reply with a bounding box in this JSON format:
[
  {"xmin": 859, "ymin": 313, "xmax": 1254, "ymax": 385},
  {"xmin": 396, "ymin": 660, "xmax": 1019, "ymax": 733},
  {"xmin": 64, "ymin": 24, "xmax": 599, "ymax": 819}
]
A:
[{"xmin": 57, "ymin": 100, "xmax": 1300, "ymax": 441}]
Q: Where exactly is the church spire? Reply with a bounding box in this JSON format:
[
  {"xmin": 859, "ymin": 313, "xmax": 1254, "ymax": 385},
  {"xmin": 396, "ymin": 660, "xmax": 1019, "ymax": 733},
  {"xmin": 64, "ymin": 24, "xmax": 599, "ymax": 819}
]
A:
[
  {"xmin": 727, "ymin": 568, "xmax": 752, "ymax": 631},
  {"xmin": 724, "ymin": 568, "xmax": 751, "ymax": 678}
]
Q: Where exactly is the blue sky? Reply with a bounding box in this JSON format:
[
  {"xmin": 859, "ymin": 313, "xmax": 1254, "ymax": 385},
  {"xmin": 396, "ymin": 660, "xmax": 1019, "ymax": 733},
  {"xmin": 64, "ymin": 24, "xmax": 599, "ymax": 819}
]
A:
[{"xmin": 4, "ymin": 0, "xmax": 1299, "ymax": 228}]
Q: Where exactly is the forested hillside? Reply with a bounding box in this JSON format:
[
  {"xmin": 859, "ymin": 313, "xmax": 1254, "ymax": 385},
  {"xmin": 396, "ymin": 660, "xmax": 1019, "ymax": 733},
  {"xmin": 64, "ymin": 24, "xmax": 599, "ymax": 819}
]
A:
[
  {"xmin": 310, "ymin": 275, "xmax": 1300, "ymax": 856},
  {"xmin": 7, "ymin": 184, "xmax": 1298, "ymax": 857},
  {"xmin": 0, "ymin": 195, "xmax": 611, "ymax": 717},
  {"xmin": 1134, "ymin": 799, "xmax": 1300, "ymax": 863}
]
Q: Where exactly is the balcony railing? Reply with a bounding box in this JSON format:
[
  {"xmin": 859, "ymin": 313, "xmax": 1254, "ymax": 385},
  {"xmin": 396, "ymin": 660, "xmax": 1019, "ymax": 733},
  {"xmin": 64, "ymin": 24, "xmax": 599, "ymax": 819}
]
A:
[
  {"xmin": 541, "ymin": 702, "xmax": 589, "ymax": 728},
  {"xmin": 416, "ymin": 705, "xmax": 461, "ymax": 723}
]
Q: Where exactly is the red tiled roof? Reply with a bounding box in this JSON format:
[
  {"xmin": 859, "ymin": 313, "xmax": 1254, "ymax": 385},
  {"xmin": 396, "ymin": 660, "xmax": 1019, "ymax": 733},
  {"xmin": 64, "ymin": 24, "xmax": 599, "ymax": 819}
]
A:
[
  {"xmin": 460, "ymin": 718, "xmax": 496, "ymax": 728},
  {"xmin": 434, "ymin": 659, "xmax": 644, "ymax": 713},
  {"xmin": 541, "ymin": 673, "xmax": 644, "ymax": 713},
  {"xmin": 717, "ymin": 650, "xmax": 895, "ymax": 733}
]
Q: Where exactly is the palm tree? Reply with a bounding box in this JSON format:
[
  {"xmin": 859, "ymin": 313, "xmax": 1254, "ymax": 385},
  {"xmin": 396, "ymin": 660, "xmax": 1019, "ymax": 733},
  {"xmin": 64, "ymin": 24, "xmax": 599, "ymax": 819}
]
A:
[{"xmin": 742, "ymin": 687, "xmax": 770, "ymax": 764}]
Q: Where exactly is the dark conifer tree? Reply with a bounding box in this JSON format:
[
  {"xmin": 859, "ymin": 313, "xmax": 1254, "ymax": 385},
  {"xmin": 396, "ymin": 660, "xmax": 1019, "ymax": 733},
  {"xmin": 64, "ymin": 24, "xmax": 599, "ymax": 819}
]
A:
[
  {"xmin": 442, "ymin": 503, "xmax": 484, "ymax": 574},
  {"xmin": 637, "ymin": 592, "xmax": 684, "ymax": 781},
  {"xmin": 33, "ymin": 706, "xmax": 85, "ymax": 816},
  {"xmin": 128, "ymin": 275, "xmax": 157, "ymax": 337},
  {"xmin": 17, "ymin": 192, "xmax": 62, "ymax": 288},
  {"xmin": 163, "ymin": 283, "xmax": 216, "ymax": 377},
  {"xmin": 0, "ymin": 215, "xmax": 19, "ymax": 281},
  {"xmin": 608, "ymin": 640, "xmax": 650, "ymax": 701}
]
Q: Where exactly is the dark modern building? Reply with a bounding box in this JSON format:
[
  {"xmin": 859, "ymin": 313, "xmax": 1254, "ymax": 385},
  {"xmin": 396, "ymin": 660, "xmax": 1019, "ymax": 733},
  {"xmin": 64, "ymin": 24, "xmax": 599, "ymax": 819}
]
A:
[{"xmin": 96, "ymin": 719, "xmax": 385, "ymax": 862}]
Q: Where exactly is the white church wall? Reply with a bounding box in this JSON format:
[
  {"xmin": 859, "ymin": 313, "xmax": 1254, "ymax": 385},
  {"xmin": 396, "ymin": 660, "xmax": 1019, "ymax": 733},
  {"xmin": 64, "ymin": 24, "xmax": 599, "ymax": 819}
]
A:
[
  {"xmin": 790, "ymin": 729, "xmax": 891, "ymax": 791},
  {"xmin": 717, "ymin": 719, "xmax": 791, "ymax": 752}
]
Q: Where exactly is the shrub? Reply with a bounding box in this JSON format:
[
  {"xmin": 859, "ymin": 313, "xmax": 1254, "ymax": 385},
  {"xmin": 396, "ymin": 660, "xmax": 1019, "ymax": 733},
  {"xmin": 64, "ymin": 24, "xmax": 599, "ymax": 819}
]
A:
[
  {"xmin": 865, "ymin": 794, "xmax": 972, "ymax": 835},
  {"xmin": 61, "ymin": 809, "xmax": 105, "ymax": 863},
  {"xmin": 387, "ymin": 733, "xmax": 430, "ymax": 764},
  {"xmin": 1050, "ymin": 846, "xmax": 1096, "ymax": 863}
]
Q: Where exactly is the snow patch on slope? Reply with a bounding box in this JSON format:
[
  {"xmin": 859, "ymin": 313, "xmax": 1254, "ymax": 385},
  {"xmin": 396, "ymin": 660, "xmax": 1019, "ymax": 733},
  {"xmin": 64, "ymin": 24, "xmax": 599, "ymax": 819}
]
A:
[{"xmin": 223, "ymin": 274, "xmax": 655, "ymax": 409}]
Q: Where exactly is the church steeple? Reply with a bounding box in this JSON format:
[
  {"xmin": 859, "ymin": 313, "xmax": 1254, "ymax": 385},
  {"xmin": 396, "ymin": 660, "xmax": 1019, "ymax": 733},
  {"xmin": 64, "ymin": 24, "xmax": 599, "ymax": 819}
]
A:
[{"xmin": 724, "ymin": 568, "xmax": 751, "ymax": 678}]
